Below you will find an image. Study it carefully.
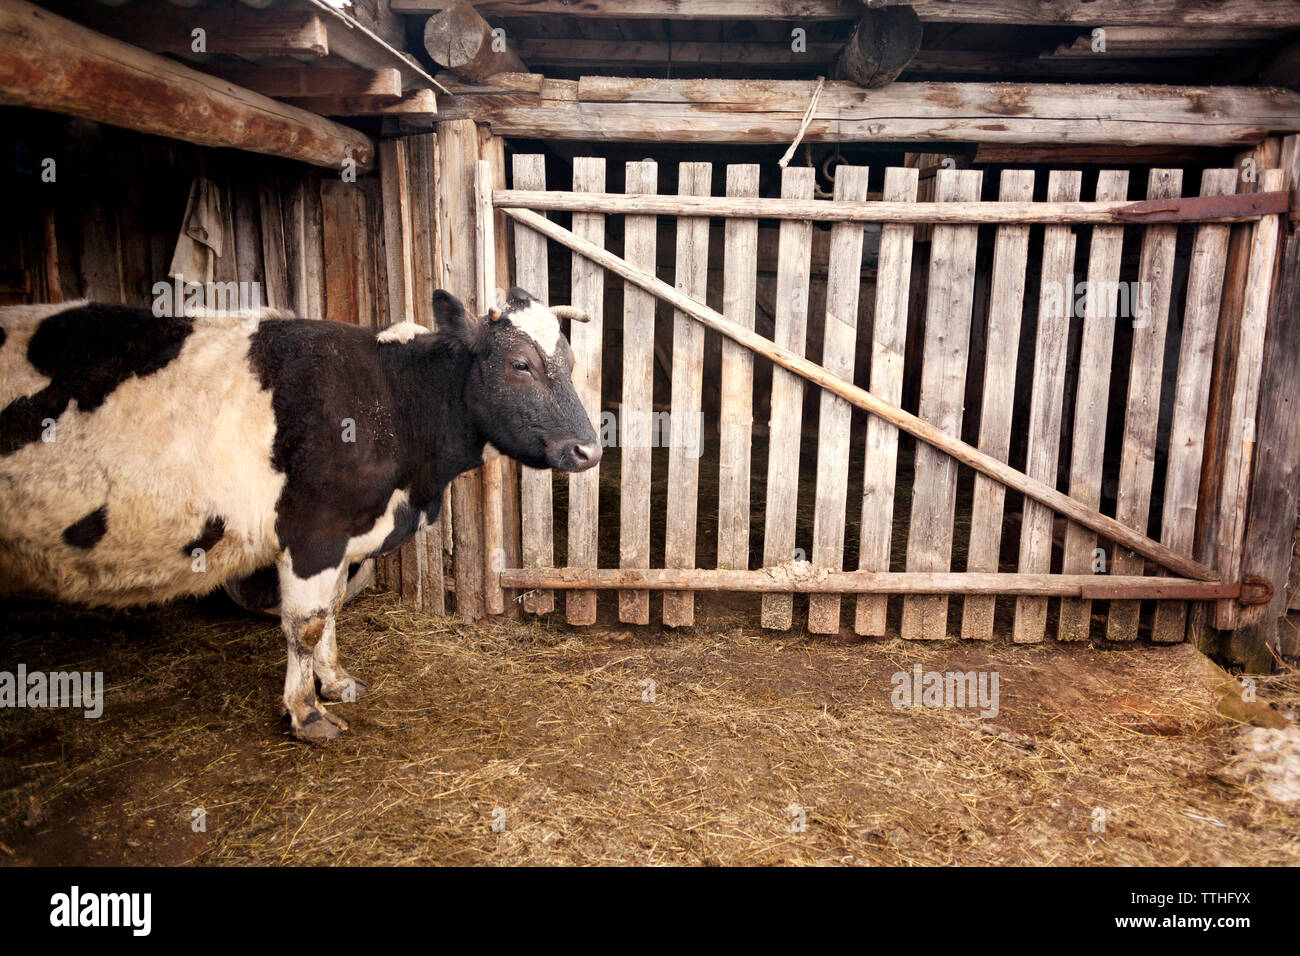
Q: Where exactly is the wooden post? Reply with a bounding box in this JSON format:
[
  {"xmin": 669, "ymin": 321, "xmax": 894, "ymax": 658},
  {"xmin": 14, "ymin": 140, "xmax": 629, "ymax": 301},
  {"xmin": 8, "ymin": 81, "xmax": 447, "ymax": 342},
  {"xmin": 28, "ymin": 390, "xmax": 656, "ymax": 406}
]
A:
[
  {"xmin": 438, "ymin": 118, "xmax": 487, "ymax": 620},
  {"xmin": 619, "ymin": 160, "xmax": 659, "ymax": 625},
  {"xmin": 1233, "ymin": 136, "xmax": 1300, "ymax": 667},
  {"xmin": 760, "ymin": 167, "xmax": 817, "ymax": 630},
  {"xmin": 512, "ymin": 154, "xmax": 556, "ymax": 616},
  {"xmin": 901, "ymin": 168, "xmax": 983, "ymax": 640},
  {"xmin": 808, "ymin": 165, "xmax": 871, "ymax": 634},
  {"xmin": 960, "ymin": 169, "xmax": 1034, "ymax": 640},
  {"xmin": 1056, "ymin": 170, "xmax": 1130, "ymax": 641},
  {"xmin": 662, "ymin": 163, "xmax": 712, "ymax": 628},
  {"xmin": 566, "ymin": 157, "xmax": 606, "ymax": 627},
  {"xmin": 1012, "ymin": 170, "xmax": 1081, "ymax": 643},
  {"xmin": 857, "ymin": 166, "xmax": 920, "ymax": 636}
]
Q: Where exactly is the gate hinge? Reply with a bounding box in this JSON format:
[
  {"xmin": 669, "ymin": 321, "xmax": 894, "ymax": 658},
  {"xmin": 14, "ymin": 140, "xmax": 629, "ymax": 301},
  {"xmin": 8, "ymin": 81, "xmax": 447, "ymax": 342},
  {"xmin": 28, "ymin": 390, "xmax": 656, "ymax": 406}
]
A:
[{"xmin": 1238, "ymin": 575, "xmax": 1274, "ymax": 607}]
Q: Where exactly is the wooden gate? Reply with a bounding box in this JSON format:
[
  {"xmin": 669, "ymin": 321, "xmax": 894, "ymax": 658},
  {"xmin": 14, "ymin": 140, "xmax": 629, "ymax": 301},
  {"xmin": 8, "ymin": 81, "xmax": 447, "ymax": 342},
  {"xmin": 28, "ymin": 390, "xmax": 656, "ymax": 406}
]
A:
[{"xmin": 483, "ymin": 154, "xmax": 1290, "ymax": 642}]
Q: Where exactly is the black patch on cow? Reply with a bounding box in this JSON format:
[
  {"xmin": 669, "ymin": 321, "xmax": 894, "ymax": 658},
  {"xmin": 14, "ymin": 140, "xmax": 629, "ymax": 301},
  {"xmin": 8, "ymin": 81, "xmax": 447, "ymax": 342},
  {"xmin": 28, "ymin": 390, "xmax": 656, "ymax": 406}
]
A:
[
  {"xmin": 0, "ymin": 327, "xmax": 6, "ymax": 351},
  {"xmin": 62, "ymin": 505, "xmax": 108, "ymax": 549},
  {"xmin": 0, "ymin": 304, "xmax": 193, "ymax": 457},
  {"xmin": 375, "ymin": 499, "xmax": 420, "ymax": 556},
  {"xmin": 182, "ymin": 516, "xmax": 226, "ymax": 556}
]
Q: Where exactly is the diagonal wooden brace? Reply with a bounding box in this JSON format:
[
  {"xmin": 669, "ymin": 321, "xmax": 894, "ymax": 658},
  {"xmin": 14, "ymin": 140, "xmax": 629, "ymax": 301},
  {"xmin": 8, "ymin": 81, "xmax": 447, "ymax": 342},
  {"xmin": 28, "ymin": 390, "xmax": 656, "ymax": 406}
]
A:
[{"xmin": 502, "ymin": 204, "xmax": 1220, "ymax": 582}]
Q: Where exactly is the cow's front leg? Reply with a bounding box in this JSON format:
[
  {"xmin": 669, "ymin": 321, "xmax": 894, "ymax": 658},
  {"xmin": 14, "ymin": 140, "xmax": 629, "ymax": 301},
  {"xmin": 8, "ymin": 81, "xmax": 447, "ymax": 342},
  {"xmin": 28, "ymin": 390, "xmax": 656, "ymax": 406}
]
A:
[
  {"xmin": 278, "ymin": 556, "xmax": 349, "ymax": 743},
  {"xmin": 315, "ymin": 567, "xmax": 369, "ymax": 702}
]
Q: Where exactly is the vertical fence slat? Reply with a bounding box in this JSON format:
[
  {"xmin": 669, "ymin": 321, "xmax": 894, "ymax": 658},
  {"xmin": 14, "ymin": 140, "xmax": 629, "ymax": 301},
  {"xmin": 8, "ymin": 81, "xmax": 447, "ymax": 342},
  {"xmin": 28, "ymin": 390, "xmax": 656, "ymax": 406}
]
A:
[
  {"xmin": 512, "ymin": 153, "xmax": 555, "ymax": 615},
  {"xmin": 662, "ymin": 162, "xmax": 713, "ymax": 627},
  {"xmin": 857, "ymin": 167, "xmax": 920, "ymax": 636},
  {"xmin": 1056, "ymin": 170, "xmax": 1131, "ymax": 641},
  {"xmin": 618, "ymin": 159, "xmax": 658, "ymax": 624},
  {"xmin": 566, "ymin": 157, "xmax": 606, "ymax": 626},
  {"xmin": 760, "ymin": 167, "xmax": 816, "ymax": 630},
  {"xmin": 960, "ymin": 169, "xmax": 1035, "ymax": 640},
  {"xmin": 1213, "ymin": 166, "xmax": 1288, "ymax": 629},
  {"xmin": 1012, "ymin": 170, "xmax": 1082, "ymax": 644},
  {"xmin": 718, "ymin": 164, "xmax": 760, "ymax": 572},
  {"xmin": 475, "ymin": 159, "xmax": 507, "ymax": 617},
  {"xmin": 1151, "ymin": 169, "xmax": 1238, "ymax": 643},
  {"xmin": 1106, "ymin": 169, "xmax": 1184, "ymax": 641},
  {"xmin": 900, "ymin": 168, "xmax": 984, "ymax": 640},
  {"xmin": 808, "ymin": 165, "xmax": 871, "ymax": 634}
]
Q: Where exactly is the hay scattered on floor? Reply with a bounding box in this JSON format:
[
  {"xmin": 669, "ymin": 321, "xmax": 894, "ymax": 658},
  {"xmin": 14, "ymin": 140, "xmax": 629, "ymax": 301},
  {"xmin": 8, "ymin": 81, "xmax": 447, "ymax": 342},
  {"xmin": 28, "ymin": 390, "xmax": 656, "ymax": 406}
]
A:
[{"xmin": 1, "ymin": 590, "xmax": 1297, "ymax": 866}]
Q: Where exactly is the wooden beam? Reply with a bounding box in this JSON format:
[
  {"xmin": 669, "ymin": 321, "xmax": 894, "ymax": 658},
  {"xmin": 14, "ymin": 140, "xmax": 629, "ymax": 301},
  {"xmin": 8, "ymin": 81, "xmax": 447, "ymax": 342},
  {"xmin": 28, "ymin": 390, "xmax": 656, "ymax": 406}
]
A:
[
  {"xmin": 205, "ymin": 65, "xmax": 403, "ymax": 99},
  {"xmin": 499, "ymin": 568, "xmax": 1248, "ymax": 600},
  {"xmin": 501, "ymin": 204, "xmax": 1222, "ymax": 584},
  {"xmin": 494, "ymin": 189, "xmax": 1287, "ymax": 223},
  {"xmin": 0, "ymin": 0, "xmax": 374, "ymax": 171},
  {"xmin": 283, "ymin": 89, "xmax": 437, "ymax": 117},
  {"xmin": 73, "ymin": 7, "xmax": 330, "ymax": 58},
  {"xmin": 832, "ymin": 7, "xmax": 923, "ymax": 89},
  {"xmin": 392, "ymin": 0, "xmax": 1300, "ymax": 27},
  {"xmin": 514, "ymin": 38, "xmax": 841, "ymax": 68},
  {"xmin": 424, "ymin": 2, "xmax": 527, "ymax": 82},
  {"xmin": 438, "ymin": 78, "xmax": 1300, "ymax": 147},
  {"xmin": 303, "ymin": 0, "xmax": 447, "ymax": 94}
]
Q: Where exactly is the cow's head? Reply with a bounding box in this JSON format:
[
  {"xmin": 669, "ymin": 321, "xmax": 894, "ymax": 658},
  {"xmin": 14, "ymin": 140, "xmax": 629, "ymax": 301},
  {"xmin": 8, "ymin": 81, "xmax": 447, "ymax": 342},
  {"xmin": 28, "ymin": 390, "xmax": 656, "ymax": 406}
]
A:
[{"xmin": 434, "ymin": 287, "xmax": 601, "ymax": 472}]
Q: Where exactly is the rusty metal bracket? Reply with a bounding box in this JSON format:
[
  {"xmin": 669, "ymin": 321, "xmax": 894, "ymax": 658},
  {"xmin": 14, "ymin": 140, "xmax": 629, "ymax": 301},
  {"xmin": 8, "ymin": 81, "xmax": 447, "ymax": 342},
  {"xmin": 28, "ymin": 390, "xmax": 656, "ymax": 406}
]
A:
[
  {"xmin": 1115, "ymin": 190, "xmax": 1291, "ymax": 224},
  {"xmin": 1238, "ymin": 574, "xmax": 1274, "ymax": 607}
]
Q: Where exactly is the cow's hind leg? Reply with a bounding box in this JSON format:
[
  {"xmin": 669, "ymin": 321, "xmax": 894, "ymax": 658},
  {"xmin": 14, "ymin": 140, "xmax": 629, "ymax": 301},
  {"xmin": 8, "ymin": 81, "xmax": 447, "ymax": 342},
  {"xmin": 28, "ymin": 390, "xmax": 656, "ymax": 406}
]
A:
[
  {"xmin": 315, "ymin": 567, "xmax": 369, "ymax": 702},
  {"xmin": 279, "ymin": 557, "xmax": 349, "ymax": 743}
]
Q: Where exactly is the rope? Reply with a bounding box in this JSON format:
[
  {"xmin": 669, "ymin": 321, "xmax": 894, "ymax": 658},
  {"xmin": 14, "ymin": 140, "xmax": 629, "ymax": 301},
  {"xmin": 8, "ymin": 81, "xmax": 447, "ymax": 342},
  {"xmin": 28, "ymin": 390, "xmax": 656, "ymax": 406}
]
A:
[{"xmin": 778, "ymin": 76, "xmax": 826, "ymax": 169}]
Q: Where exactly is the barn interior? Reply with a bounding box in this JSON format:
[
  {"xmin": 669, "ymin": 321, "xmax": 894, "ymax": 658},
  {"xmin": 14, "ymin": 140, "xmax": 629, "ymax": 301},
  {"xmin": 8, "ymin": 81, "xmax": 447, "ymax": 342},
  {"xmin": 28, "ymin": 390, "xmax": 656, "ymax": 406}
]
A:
[{"xmin": 2, "ymin": 0, "xmax": 1300, "ymax": 866}]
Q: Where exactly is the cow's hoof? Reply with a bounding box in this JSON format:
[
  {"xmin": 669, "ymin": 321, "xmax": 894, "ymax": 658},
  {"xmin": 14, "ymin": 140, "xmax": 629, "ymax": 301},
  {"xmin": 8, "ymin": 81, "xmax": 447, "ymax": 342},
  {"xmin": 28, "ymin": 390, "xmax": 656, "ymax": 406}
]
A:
[
  {"xmin": 293, "ymin": 708, "xmax": 348, "ymax": 743},
  {"xmin": 318, "ymin": 676, "xmax": 369, "ymax": 702}
]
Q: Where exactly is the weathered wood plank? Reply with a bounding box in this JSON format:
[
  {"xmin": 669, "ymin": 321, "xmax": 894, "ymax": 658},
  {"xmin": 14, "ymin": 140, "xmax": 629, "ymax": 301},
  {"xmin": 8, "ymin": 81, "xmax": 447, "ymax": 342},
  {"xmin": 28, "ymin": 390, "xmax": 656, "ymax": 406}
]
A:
[
  {"xmin": 1106, "ymin": 169, "xmax": 1185, "ymax": 642},
  {"xmin": 475, "ymin": 159, "xmax": 507, "ymax": 617},
  {"xmin": 856, "ymin": 167, "xmax": 919, "ymax": 636},
  {"xmin": 663, "ymin": 162, "xmax": 713, "ymax": 627},
  {"xmin": 1151, "ymin": 169, "xmax": 1238, "ymax": 644},
  {"xmin": 511, "ymin": 154, "xmax": 555, "ymax": 615},
  {"xmin": 619, "ymin": 160, "xmax": 659, "ymax": 625},
  {"xmin": 1012, "ymin": 170, "xmax": 1082, "ymax": 644},
  {"xmin": 808, "ymin": 165, "xmax": 871, "ymax": 635},
  {"xmin": 760, "ymin": 167, "xmax": 817, "ymax": 631},
  {"xmin": 1056, "ymin": 170, "xmax": 1131, "ymax": 641},
  {"xmin": 1213, "ymin": 167, "xmax": 1288, "ymax": 630},
  {"xmin": 901, "ymin": 168, "xmax": 984, "ymax": 640},
  {"xmin": 717, "ymin": 165, "xmax": 760, "ymax": 573},
  {"xmin": 1233, "ymin": 137, "xmax": 1300, "ymax": 663},
  {"xmin": 961, "ymin": 169, "xmax": 1035, "ymax": 640},
  {"xmin": 379, "ymin": 138, "xmax": 415, "ymax": 325},
  {"xmin": 565, "ymin": 157, "xmax": 606, "ymax": 626}
]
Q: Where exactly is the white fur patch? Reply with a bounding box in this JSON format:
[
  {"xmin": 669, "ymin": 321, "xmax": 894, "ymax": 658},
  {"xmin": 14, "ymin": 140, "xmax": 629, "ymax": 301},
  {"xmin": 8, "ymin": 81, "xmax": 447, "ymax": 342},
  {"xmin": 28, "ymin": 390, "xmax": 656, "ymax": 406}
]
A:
[
  {"xmin": 507, "ymin": 301, "xmax": 561, "ymax": 358},
  {"xmin": 377, "ymin": 321, "xmax": 431, "ymax": 344}
]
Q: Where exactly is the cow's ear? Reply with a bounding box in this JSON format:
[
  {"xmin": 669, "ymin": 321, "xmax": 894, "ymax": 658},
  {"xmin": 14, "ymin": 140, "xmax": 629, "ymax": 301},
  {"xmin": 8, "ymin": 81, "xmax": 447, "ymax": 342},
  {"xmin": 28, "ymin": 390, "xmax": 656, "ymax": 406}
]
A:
[{"xmin": 433, "ymin": 290, "xmax": 469, "ymax": 333}]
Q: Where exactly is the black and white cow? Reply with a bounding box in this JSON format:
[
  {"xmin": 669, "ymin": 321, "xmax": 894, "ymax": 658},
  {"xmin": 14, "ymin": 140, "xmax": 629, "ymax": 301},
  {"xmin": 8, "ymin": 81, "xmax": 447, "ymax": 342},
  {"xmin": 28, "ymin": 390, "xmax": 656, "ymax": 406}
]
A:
[{"xmin": 0, "ymin": 288, "xmax": 600, "ymax": 741}]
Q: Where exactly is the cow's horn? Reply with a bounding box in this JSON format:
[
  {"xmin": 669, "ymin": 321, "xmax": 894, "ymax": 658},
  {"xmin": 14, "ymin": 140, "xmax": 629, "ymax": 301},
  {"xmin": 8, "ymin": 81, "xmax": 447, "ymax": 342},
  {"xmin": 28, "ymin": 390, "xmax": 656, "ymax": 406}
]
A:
[{"xmin": 550, "ymin": 305, "xmax": 590, "ymax": 323}]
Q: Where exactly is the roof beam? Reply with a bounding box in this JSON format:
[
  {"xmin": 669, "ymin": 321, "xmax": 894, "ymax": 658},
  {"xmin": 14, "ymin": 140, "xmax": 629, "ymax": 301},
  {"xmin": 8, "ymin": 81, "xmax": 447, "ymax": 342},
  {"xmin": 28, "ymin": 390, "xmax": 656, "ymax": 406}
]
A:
[
  {"xmin": 435, "ymin": 76, "xmax": 1300, "ymax": 147},
  {"xmin": 392, "ymin": 0, "xmax": 1300, "ymax": 27},
  {"xmin": 72, "ymin": 7, "xmax": 330, "ymax": 58},
  {"xmin": 0, "ymin": 0, "xmax": 374, "ymax": 171},
  {"xmin": 205, "ymin": 65, "xmax": 403, "ymax": 99}
]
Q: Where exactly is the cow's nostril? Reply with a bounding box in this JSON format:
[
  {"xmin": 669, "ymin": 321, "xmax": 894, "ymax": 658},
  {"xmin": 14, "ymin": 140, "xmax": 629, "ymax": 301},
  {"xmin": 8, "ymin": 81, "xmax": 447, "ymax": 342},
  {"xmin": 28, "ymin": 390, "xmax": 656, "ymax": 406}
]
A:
[{"xmin": 571, "ymin": 440, "xmax": 602, "ymax": 468}]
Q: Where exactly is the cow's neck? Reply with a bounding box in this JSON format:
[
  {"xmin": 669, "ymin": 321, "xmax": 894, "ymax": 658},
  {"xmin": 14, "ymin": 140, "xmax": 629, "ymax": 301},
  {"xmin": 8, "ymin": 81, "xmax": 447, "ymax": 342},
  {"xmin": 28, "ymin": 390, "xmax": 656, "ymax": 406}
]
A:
[{"xmin": 384, "ymin": 337, "xmax": 487, "ymax": 518}]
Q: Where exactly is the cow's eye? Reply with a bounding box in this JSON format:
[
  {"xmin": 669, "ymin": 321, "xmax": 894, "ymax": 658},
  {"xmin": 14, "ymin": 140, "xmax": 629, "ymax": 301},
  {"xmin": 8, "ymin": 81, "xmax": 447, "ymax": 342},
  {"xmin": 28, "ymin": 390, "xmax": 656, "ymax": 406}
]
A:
[{"xmin": 512, "ymin": 360, "xmax": 531, "ymax": 374}]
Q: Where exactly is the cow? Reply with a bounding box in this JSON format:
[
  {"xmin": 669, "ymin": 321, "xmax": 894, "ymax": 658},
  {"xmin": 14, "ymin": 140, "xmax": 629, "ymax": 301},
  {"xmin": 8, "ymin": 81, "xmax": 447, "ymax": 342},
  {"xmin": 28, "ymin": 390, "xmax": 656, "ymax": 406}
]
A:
[{"xmin": 0, "ymin": 288, "xmax": 600, "ymax": 742}]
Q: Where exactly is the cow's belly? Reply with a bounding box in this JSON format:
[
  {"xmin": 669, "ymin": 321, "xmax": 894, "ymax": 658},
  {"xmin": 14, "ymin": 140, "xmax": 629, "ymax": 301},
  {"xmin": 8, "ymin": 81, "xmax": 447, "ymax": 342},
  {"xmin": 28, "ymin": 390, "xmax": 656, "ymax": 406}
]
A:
[{"xmin": 0, "ymin": 320, "xmax": 286, "ymax": 607}]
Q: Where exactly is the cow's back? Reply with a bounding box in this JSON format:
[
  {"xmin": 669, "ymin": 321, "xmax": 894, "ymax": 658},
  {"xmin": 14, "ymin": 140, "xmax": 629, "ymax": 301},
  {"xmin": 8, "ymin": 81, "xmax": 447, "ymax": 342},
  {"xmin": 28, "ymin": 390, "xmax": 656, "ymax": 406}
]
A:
[{"xmin": 0, "ymin": 302, "xmax": 286, "ymax": 606}]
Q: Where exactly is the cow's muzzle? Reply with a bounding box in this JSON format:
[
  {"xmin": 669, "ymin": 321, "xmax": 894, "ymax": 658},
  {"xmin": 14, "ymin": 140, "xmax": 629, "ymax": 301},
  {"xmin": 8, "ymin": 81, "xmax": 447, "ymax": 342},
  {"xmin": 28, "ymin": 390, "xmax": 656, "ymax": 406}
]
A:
[{"xmin": 549, "ymin": 439, "xmax": 602, "ymax": 472}]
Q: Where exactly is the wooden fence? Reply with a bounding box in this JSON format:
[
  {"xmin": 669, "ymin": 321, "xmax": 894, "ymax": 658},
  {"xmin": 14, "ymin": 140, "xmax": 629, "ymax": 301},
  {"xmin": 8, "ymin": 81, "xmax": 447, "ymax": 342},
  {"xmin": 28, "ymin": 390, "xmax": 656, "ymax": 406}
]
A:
[{"xmin": 488, "ymin": 154, "xmax": 1290, "ymax": 642}]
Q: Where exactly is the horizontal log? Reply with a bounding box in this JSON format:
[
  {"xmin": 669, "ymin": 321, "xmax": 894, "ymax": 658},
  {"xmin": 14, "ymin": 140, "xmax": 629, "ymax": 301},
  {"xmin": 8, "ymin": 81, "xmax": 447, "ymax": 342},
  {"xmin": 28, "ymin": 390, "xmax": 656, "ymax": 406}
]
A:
[
  {"xmin": 502, "ymin": 205, "xmax": 1222, "ymax": 582},
  {"xmin": 303, "ymin": 0, "xmax": 446, "ymax": 94},
  {"xmin": 500, "ymin": 567, "xmax": 1246, "ymax": 599},
  {"xmin": 494, "ymin": 189, "xmax": 1290, "ymax": 224},
  {"xmin": 392, "ymin": 0, "xmax": 1300, "ymax": 27},
  {"xmin": 0, "ymin": 0, "xmax": 374, "ymax": 171},
  {"xmin": 441, "ymin": 78, "xmax": 1300, "ymax": 147},
  {"xmin": 284, "ymin": 89, "xmax": 438, "ymax": 117},
  {"xmin": 205, "ymin": 65, "xmax": 403, "ymax": 98},
  {"xmin": 74, "ymin": 7, "xmax": 330, "ymax": 58}
]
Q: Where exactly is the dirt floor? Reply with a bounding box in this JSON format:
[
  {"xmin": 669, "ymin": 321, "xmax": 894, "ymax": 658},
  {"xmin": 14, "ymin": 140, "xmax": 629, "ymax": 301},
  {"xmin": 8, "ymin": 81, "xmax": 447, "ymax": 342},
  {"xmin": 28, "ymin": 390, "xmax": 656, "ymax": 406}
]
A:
[{"xmin": 1, "ymin": 588, "xmax": 1298, "ymax": 866}]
